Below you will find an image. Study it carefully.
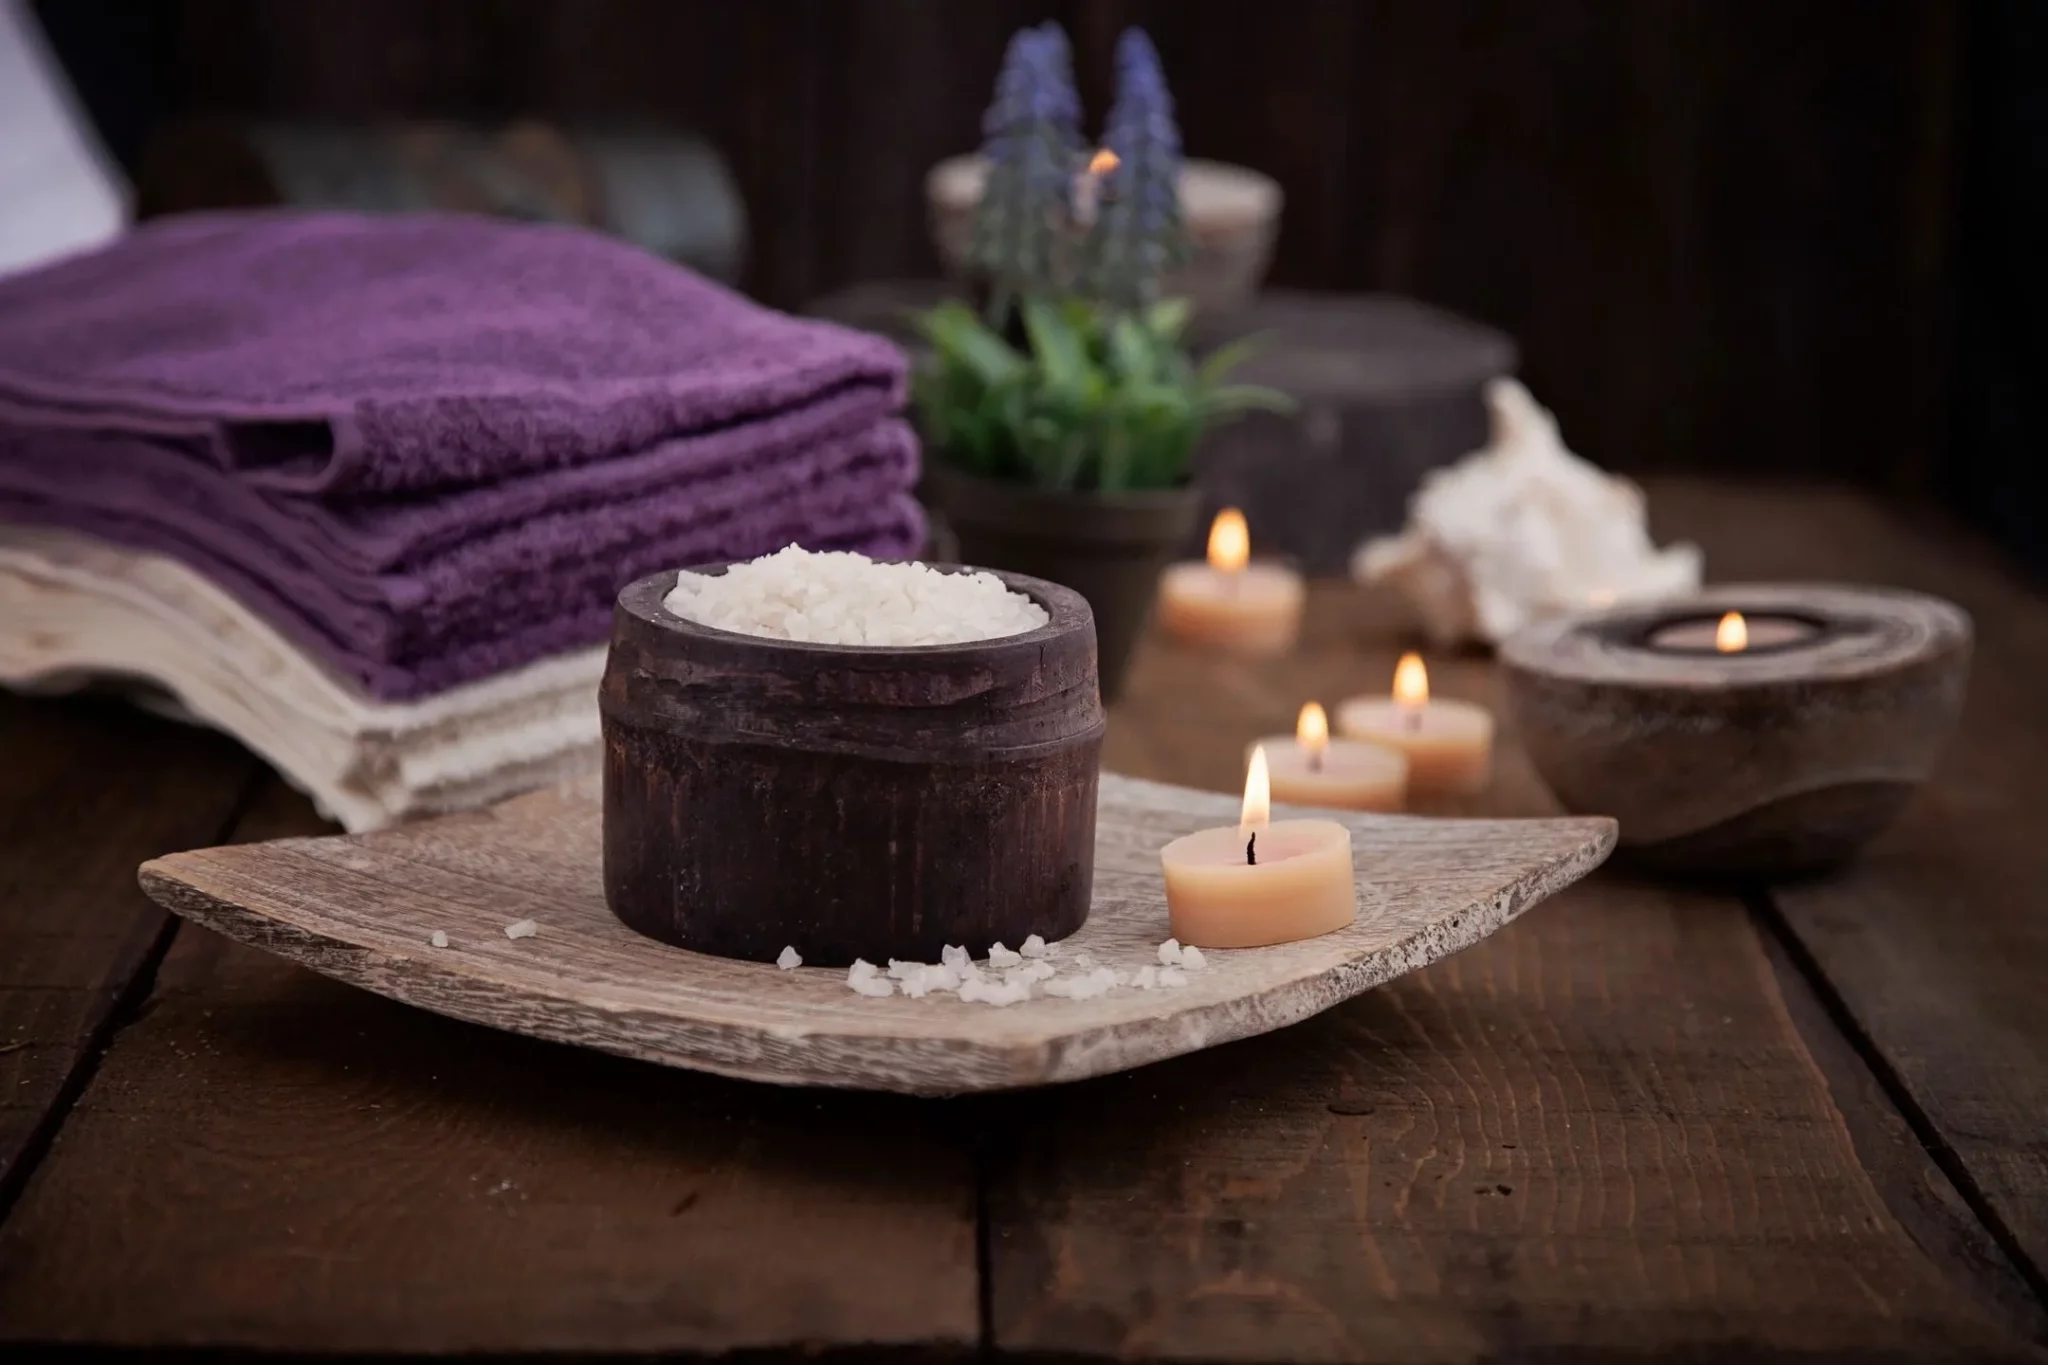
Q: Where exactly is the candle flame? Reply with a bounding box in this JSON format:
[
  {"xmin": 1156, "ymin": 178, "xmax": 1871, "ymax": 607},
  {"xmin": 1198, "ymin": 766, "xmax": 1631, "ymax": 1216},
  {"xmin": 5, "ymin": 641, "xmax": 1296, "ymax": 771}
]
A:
[
  {"xmin": 1393, "ymin": 652, "xmax": 1429, "ymax": 707},
  {"xmin": 1716, "ymin": 611, "xmax": 1748, "ymax": 653},
  {"xmin": 1242, "ymin": 744, "xmax": 1272, "ymax": 831},
  {"xmin": 1087, "ymin": 147, "xmax": 1120, "ymax": 177},
  {"xmin": 1207, "ymin": 508, "xmax": 1250, "ymax": 573},
  {"xmin": 1296, "ymin": 702, "xmax": 1330, "ymax": 755}
]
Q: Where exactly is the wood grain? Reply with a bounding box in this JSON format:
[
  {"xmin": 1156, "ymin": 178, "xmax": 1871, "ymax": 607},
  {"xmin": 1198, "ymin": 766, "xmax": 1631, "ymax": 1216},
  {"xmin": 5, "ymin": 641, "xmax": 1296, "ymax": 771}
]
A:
[
  {"xmin": 136, "ymin": 772, "xmax": 1612, "ymax": 1095},
  {"xmin": 0, "ymin": 693, "xmax": 258, "ymax": 1211},
  {"xmin": 1650, "ymin": 480, "xmax": 2048, "ymax": 1295},
  {"xmin": 987, "ymin": 571, "xmax": 2047, "ymax": 1362},
  {"xmin": 0, "ymin": 775, "xmax": 981, "ymax": 1355}
]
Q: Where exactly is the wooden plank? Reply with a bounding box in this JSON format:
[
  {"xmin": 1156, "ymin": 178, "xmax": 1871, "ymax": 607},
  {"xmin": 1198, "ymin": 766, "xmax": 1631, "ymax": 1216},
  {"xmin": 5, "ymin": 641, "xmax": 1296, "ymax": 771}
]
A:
[
  {"xmin": 1650, "ymin": 479, "xmax": 2048, "ymax": 1293},
  {"xmin": 0, "ymin": 693, "xmax": 258, "ymax": 1213},
  {"xmin": 133, "ymin": 772, "xmax": 1610, "ymax": 1095},
  {"xmin": 0, "ymin": 775, "xmax": 981, "ymax": 1354},
  {"xmin": 989, "ymin": 577, "xmax": 2046, "ymax": 1360}
]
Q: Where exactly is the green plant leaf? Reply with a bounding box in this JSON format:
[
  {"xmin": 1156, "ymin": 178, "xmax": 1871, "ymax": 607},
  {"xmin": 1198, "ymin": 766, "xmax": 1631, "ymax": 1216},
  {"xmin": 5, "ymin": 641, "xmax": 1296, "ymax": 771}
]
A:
[
  {"xmin": 914, "ymin": 303, "xmax": 1026, "ymax": 387},
  {"xmin": 1199, "ymin": 382, "xmax": 1297, "ymax": 418},
  {"xmin": 1195, "ymin": 332, "xmax": 1269, "ymax": 386},
  {"xmin": 1144, "ymin": 297, "xmax": 1192, "ymax": 345},
  {"xmin": 1021, "ymin": 297, "xmax": 1090, "ymax": 396}
]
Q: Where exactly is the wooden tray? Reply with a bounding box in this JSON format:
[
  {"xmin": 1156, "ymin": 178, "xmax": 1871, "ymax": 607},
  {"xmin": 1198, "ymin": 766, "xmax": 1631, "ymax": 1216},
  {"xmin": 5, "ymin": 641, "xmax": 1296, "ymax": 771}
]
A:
[{"xmin": 138, "ymin": 773, "xmax": 1614, "ymax": 1094}]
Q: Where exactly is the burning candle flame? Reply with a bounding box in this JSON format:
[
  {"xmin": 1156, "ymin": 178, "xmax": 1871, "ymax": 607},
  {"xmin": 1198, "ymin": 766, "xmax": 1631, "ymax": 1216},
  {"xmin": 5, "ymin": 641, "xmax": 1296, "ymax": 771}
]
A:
[
  {"xmin": 1296, "ymin": 702, "xmax": 1330, "ymax": 756},
  {"xmin": 1716, "ymin": 611, "xmax": 1748, "ymax": 653},
  {"xmin": 1242, "ymin": 745, "xmax": 1272, "ymax": 832},
  {"xmin": 1087, "ymin": 147, "xmax": 1120, "ymax": 177},
  {"xmin": 1393, "ymin": 652, "xmax": 1429, "ymax": 708},
  {"xmin": 1207, "ymin": 508, "xmax": 1250, "ymax": 574}
]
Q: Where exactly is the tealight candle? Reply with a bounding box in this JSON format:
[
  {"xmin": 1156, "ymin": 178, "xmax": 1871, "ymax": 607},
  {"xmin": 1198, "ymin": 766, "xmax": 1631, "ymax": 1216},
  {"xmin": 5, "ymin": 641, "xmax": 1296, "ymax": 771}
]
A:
[
  {"xmin": 1156, "ymin": 508, "xmax": 1305, "ymax": 654},
  {"xmin": 1160, "ymin": 747, "xmax": 1357, "ymax": 948},
  {"xmin": 1247, "ymin": 702, "xmax": 1408, "ymax": 812},
  {"xmin": 1646, "ymin": 609, "xmax": 1820, "ymax": 653},
  {"xmin": 1336, "ymin": 653, "xmax": 1494, "ymax": 795}
]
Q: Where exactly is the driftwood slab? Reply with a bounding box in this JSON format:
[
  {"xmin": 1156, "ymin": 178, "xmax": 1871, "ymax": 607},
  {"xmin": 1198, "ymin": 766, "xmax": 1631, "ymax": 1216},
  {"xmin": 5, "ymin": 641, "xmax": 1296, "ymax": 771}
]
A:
[{"xmin": 138, "ymin": 772, "xmax": 1614, "ymax": 1094}]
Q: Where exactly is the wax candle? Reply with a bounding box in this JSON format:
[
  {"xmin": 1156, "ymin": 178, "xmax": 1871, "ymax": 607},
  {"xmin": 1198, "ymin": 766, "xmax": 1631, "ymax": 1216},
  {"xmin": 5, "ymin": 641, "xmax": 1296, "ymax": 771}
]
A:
[
  {"xmin": 1336, "ymin": 653, "xmax": 1494, "ymax": 795},
  {"xmin": 1248, "ymin": 702, "xmax": 1408, "ymax": 812},
  {"xmin": 1646, "ymin": 610, "xmax": 1819, "ymax": 653},
  {"xmin": 1156, "ymin": 508, "xmax": 1305, "ymax": 654},
  {"xmin": 1159, "ymin": 747, "xmax": 1357, "ymax": 949}
]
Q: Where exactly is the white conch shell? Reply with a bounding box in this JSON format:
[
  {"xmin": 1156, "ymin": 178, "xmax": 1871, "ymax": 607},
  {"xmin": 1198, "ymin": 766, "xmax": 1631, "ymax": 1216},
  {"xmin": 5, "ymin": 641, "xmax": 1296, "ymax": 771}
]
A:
[{"xmin": 1354, "ymin": 378, "xmax": 1702, "ymax": 648}]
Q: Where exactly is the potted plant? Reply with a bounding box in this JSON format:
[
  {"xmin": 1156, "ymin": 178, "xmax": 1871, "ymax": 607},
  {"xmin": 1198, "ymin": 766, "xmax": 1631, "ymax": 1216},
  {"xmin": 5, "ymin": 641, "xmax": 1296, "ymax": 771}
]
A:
[{"xmin": 913, "ymin": 23, "xmax": 1289, "ymax": 701}]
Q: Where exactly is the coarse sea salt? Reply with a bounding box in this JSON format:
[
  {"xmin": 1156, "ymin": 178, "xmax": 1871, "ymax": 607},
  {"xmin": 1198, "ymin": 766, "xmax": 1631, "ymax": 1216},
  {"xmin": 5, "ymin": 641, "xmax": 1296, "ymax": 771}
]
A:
[
  {"xmin": 1180, "ymin": 946, "xmax": 1207, "ymax": 971},
  {"xmin": 429, "ymin": 930, "xmax": 450, "ymax": 949},
  {"xmin": 776, "ymin": 945, "xmax": 802, "ymax": 970},
  {"xmin": 987, "ymin": 942, "xmax": 1023, "ymax": 968},
  {"xmin": 845, "ymin": 959, "xmax": 895, "ymax": 998},
  {"xmin": 504, "ymin": 919, "xmax": 538, "ymax": 940},
  {"xmin": 1019, "ymin": 934, "xmax": 1049, "ymax": 958},
  {"xmin": 664, "ymin": 546, "xmax": 1048, "ymax": 647},
  {"xmin": 1156, "ymin": 938, "xmax": 1184, "ymax": 966}
]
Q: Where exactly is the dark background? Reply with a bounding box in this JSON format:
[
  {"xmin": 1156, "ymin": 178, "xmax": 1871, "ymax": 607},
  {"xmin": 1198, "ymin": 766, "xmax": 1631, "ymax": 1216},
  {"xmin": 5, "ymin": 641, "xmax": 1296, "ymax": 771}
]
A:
[{"xmin": 30, "ymin": 0, "xmax": 2047, "ymax": 575}]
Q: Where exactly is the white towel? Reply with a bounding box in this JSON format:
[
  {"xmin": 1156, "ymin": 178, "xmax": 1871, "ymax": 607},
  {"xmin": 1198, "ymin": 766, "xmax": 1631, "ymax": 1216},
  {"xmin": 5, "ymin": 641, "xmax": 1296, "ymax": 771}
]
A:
[{"xmin": 0, "ymin": 526, "xmax": 604, "ymax": 831}]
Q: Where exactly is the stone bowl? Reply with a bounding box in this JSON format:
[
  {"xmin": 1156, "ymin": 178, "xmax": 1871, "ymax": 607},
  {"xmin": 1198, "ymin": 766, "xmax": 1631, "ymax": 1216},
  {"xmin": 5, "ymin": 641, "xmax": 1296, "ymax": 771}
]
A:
[
  {"xmin": 925, "ymin": 154, "xmax": 1281, "ymax": 316},
  {"xmin": 1499, "ymin": 583, "xmax": 1971, "ymax": 879}
]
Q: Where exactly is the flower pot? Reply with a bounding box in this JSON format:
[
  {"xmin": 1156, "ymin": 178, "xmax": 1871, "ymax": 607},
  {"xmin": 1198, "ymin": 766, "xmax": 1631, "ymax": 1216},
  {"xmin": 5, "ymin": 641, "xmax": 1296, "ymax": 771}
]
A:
[{"xmin": 921, "ymin": 465, "xmax": 1200, "ymax": 703}]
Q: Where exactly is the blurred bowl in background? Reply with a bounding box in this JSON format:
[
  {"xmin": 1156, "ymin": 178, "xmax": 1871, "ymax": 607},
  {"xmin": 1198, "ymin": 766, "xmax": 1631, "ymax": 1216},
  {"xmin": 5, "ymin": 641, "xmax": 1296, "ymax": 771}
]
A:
[{"xmin": 925, "ymin": 154, "xmax": 1280, "ymax": 316}]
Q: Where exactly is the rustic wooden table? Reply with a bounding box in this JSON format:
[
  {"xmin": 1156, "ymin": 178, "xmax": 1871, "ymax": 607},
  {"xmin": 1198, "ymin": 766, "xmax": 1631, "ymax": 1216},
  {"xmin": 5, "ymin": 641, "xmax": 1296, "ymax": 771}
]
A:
[{"xmin": 1, "ymin": 482, "xmax": 2044, "ymax": 1363}]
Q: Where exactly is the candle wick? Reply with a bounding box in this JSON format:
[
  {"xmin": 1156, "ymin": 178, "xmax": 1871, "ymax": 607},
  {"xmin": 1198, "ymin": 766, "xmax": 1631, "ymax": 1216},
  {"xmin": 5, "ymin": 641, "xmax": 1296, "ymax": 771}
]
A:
[
  {"xmin": 1404, "ymin": 708, "xmax": 1421, "ymax": 734},
  {"xmin": 1308, "ymin": 748, "xmax": 1323, "ymax": 773},
  {"xmin": 1246, "ymin": 831, "xmax": 1258, "ymax": 866}
]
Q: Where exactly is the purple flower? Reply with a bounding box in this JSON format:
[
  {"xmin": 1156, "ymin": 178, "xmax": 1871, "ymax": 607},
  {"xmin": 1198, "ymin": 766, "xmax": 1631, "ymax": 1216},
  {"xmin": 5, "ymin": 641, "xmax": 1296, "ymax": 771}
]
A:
[
  {"xmin": 1082, "ymin": 27, "xmax": 1190, "ymax": 307},
  {"xmin": 970, "ymin": 22, "xmax": 1083, "ymax": 304}
]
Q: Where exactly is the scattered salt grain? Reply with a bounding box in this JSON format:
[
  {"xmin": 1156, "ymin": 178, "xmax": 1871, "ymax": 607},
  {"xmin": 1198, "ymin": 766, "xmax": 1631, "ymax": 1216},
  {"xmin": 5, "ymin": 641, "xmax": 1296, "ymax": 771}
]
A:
[
  {"xmin": 1043, "ymin": 971, "xmax": 1115, "ymax": 1001},
  {"xmin": 1073, "ymin": 952, "xmax": 1098, "ymax": 969},
  {"xmin": 1010, "ymin": 961, "xmax": 1057, "ymax": 984},
  {"xmin": 987, "ymin": 942, "xmax": 1023, "ymax": 968},
  {"xmin": 1132, "ymin": 965, "xmax": 1160, "ymax": 990},
  {"xmin": 504, "ymin": 919, "xmax": 538, "ymax": 940},
  {"xmin": 1179, "ymin": 945, "xmax": 1207, "ymax": 971},
  {"xmin": 429, "ymin": 930, "xmax": 449, "ymax": 949},
  {"xmin": 776, "ymin": 945, "xmax": 802, "ymax": 970},
  {"xmin": 959, "ymin": 977, "xmax": 1031, "ymax": 1007},
  {"xmin": 1158, "ymin": 967, "xmax": 1189, "ymax": 988},
  {"xmin": 1156, "ymin": 938, "xmax": 1184, "ymax": 966},
  {"xmin": 664, "ymin": 546, "xmax": 1049, "ymax": 647},
  {"xmin": 1019, "ymin": 934, "xmax": 1049, "ymax": 958},
  {"xmin": 941, "ymin": 944, "xmax": 972, "ymax": 970},
  {"xmin": 845, "ymin": 960, "xmax": 895, "ymax": 998}
]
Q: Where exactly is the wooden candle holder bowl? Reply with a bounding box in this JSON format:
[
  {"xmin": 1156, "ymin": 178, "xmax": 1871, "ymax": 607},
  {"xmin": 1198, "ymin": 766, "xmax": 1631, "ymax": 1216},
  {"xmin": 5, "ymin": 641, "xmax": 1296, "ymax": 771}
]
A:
[
  {"xmin": 601, "ymin": 567, "xmax": 1105, "ymax": 966},
  {"xmin": 1500, "ymin": 583, "xmax": 1971, "ymax": 879}
]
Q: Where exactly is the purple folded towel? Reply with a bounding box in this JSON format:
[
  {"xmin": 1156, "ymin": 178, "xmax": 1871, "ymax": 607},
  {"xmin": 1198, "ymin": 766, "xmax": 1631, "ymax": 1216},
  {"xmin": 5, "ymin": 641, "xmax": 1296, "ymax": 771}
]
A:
[
  {"xmin": 0, "ymin": 211, "xmax": 925, "ymax": 699},
  {"xmin": 0, "ymin": 210, "xmax": 908, "ymax": 496}
]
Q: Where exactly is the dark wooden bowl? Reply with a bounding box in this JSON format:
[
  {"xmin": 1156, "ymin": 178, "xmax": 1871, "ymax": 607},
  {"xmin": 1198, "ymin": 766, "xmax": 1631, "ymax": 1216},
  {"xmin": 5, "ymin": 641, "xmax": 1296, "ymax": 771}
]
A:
[
  {"xmin": 600, "ymin": 566, "xmax": 1105, "ymax": 966},
  {"xmin": 1500, "ymin": 583, "xmax": 1971, "ymax": 879}
]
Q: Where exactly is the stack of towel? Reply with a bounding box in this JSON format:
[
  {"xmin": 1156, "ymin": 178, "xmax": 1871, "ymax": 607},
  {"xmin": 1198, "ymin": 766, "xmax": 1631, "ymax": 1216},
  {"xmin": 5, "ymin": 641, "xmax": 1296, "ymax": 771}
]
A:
[{"xmin": 0, "ymin": 210, "xmax": 923, "ymax": 828}]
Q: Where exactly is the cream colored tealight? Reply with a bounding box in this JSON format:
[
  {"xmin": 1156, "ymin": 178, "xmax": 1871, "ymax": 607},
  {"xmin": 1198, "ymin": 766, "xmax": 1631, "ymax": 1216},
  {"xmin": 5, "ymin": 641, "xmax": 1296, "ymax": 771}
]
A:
[
  {"xmin": 1247, "ymin": 702, "xmax": 1407, "ymax": 812},
  {"xmin": 1336, "ymin": 653, "xmax": 1493, "ymax": 795},
  {"xmin": 1156, "ymin": 508, "xmax": 1304, "ymax": 654},
  {"xmin": 1160, "ymin": 747, "xmax": 1356, "ymax": 949}
]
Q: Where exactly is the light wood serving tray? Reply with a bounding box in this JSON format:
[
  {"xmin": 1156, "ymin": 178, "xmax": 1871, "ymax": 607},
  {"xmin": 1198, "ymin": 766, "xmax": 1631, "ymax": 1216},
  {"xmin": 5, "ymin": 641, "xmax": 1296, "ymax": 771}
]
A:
[{"xmin": 139, "ymin": 773, "xmax": 1615, "ymax": 1095}]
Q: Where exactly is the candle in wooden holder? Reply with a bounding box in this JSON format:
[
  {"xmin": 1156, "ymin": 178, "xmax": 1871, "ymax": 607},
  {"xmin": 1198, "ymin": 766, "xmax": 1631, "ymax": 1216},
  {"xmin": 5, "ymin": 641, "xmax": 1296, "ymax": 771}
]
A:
[
  {"xmin": 1160, "ymin": 747, "xmax": 1356, "ymax": 948},
  {"xmin": 1157, "ymin": 508, "xmax": 1305, "ymax": 654},
  {"xmin": 1248, "ymin": 702, "xmax": 1408, "ymax": 812},
  {"xmin": 1336, "ymin": 653, "xmax": 1494, "ymax": 795}
]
